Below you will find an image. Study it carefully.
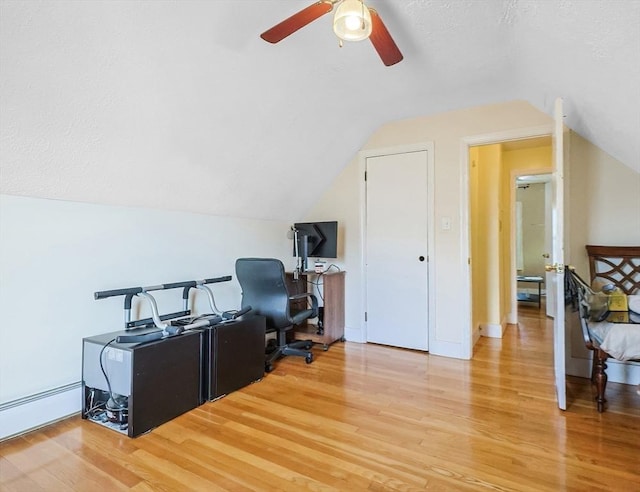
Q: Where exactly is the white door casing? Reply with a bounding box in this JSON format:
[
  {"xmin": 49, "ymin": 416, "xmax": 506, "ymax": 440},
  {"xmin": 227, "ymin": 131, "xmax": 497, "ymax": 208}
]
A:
[
  {"xmin": 545, "ymin": 181, "xmax": 555, "ymax": 318},
  {"xmin": 462, "ymin": 124, "xmax": 554, "ymax": 358}
]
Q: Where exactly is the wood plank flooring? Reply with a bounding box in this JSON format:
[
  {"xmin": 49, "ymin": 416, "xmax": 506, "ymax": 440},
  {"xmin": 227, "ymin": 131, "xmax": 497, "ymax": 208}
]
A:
[{"xmin": 2, "ymin": 307, "xmax": 639, "ymax": 491}]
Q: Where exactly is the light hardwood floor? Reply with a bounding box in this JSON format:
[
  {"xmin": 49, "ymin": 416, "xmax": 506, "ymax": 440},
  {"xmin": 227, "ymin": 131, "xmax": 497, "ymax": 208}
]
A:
[{"xmin": 1, "ymin": 307, "xmax": 639, "ymax": 491}]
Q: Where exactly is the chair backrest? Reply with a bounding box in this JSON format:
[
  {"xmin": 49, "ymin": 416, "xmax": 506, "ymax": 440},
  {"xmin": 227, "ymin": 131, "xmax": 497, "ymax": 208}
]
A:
[
  {"xmin": 235, "ymin": 258, "xmax": 292, "ymax": 330},
  {"xmin": 586, "ymin": 245, "xmax": 640, "ymax": 295}
]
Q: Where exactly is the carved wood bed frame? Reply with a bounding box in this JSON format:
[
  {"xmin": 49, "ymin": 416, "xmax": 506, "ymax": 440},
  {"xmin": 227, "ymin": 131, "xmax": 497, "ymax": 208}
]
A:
[{"xmin": 577, "ymin": 245, "xmax": 640, "ymax": 412}]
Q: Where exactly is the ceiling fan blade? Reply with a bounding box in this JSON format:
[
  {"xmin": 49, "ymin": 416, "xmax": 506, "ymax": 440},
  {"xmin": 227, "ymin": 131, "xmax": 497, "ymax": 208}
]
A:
[
  {"xmin": 261, "ymin": 1, "xmax": 334, "ymax": 44},
  {"xmin": 368, "ymin": 8, "xmax": 403, "ymax": 66}
]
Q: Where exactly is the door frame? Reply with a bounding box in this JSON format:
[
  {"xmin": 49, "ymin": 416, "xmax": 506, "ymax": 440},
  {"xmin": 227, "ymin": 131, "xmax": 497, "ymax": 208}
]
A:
[
  {"xmin": 460, "ymin": 124, "xmax": 554, "ymax": 357},
  {"xmin": 358, "ymin": 143, "xmax": 436, "ymax": 348},
  {"xmin": 510, "ymin": 170, "xmax": 552, "ymax": 325}
]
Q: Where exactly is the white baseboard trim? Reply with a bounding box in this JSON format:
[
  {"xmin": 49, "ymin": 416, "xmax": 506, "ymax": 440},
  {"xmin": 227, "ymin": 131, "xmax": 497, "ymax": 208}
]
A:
[
  {"xmin": 472, "ymin": 326, "xmax": 482, "ymax": 348},
  {"xmin": 604, "ymin": 359, "xmax": 640, "ymax": 385},
  {"xmin": 480, "ymin": 323, "xmax": 504, "ymax": 338},
  {"xmin": 567, "ymin": 355, "xmax": 640, "ymax": 385},
  {"xmin": 0, "ymin": 383, "xmax": 82, "ymax": 441},
  {"xmin": 345, "ymin": 326, "xmax": 365, "ymax": 343},
  {"xmin": 429, "ymin": 339, "xmax": 469, "ymax": 359},
  {"xmin": 348, "ymin": 326, "xmax": 466, "ymax": 358}
]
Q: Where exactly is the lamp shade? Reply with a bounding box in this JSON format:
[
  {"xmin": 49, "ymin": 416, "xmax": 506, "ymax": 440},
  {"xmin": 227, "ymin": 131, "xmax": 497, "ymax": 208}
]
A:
[{"xmin": 333, "ymin": 0, "xmax": 372, "ymax": 42}]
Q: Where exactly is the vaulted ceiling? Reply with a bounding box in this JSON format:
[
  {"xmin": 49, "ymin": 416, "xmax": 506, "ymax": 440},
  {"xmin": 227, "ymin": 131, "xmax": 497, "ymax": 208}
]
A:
[{"xmin": 1, "ymin": 1, "xmax": 638, "ymax": 221}]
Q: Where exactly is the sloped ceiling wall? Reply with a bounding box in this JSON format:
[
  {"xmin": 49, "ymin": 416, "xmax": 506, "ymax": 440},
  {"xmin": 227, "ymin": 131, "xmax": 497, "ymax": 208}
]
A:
[{"xmin": 1, "ymin": 0, "xmax": 638, "ymax": 221}]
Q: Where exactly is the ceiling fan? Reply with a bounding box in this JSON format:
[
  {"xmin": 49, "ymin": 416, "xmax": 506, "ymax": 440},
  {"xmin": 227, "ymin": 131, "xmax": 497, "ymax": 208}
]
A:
[{"xmin": 260, "ymin": 0, "xmax": 403, "ymax": 67}]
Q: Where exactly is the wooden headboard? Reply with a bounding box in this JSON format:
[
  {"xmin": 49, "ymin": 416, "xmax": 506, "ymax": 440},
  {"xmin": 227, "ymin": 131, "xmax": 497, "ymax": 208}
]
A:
[{"xmin": 585, "ymin": 245, "xmax": 640, "ymax": 295}]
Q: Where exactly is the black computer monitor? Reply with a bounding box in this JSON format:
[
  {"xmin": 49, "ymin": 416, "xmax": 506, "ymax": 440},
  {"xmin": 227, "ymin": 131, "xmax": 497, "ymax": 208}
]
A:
[{"xmin": 292, "ymin": 221, "xmax": 338, "ymax": 270}]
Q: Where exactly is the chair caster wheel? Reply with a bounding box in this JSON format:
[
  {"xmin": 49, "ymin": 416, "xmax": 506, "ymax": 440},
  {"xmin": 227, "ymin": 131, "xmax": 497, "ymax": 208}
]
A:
[
  {"xmin": 265, "ymin": 363, "xmax": 274, "ymax": 373},
  {"xmin": 305, "ymin": 354, "xmax": 313, "ymax": 364},
  {"xmin": 304, "ymin": 342, "xmax": 313, "ymax": 350}
]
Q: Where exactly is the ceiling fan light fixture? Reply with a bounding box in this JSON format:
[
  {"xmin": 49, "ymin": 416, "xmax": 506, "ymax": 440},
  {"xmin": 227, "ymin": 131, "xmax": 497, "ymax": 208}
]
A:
[{"xmin": 333, "ymin": 0, "xmax": 372, "ymax": 42}]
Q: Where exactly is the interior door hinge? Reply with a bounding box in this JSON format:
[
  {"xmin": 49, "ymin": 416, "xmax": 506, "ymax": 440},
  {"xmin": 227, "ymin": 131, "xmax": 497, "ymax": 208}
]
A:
[
  {"xmin": 364, "ymin": 312, "xmax": 367, "ymax": 322},
  {"xmin": 364, "ymin": 171, "xmax": 367, "ymax": 181}
]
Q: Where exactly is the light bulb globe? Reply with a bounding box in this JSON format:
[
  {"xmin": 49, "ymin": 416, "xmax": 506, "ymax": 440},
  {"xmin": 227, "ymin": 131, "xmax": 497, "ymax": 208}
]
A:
[{"xmin": 333, "ymin": 0, "xmax": 372, "ymax": 42}]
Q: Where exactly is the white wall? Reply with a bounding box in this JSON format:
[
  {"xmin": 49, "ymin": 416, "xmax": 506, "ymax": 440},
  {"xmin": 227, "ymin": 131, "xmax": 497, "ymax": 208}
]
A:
[
  {"xmin": 0, "ymin": 194, "xmax": 289, "ymax": 438},
  {"xmin": 472, "ymin": 144, "xmax": 503, "ymax": 335},
  {"xmin": 308, "ymin": 101, "xmax": 640, "ymax": 367},
  {"xmin": 565, "ymin": 133, "xmax": 640, "ymax": 385},
  {"xmin": 306, "ymin": 101, "xmax": 554, "ymax": 358}
]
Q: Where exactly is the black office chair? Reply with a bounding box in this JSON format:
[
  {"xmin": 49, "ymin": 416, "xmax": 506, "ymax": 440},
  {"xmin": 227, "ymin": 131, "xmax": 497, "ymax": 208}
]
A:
[{"xmin": 235, "ymin": 258, "xmax": 318, "ymax": 372}]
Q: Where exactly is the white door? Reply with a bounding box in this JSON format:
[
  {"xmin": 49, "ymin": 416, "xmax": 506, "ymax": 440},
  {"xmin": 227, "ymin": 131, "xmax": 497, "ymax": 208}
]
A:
[
  {"xmin": 549, "ymin": 97, "xmax": 567, "ymax": 410},
  {"xmin": 365, "ymin": 150, "xmax": 429, "ymax": 350},
  {"xmin": 545, "ymin": 181, "xmax": 555, "ymax": 318}
]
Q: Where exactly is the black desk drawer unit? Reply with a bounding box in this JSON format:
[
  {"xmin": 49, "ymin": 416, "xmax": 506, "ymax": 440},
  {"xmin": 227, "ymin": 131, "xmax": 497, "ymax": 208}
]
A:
[{"xmin": 201, "ymin": 314, "xmax": 266, "ymax": 402}]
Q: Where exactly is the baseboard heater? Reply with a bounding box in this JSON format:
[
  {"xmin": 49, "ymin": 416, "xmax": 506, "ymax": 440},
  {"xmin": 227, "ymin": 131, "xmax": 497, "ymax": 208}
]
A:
[{"xmin": 0, "ymin": 382, "xmax": 81, "ymax": 441}]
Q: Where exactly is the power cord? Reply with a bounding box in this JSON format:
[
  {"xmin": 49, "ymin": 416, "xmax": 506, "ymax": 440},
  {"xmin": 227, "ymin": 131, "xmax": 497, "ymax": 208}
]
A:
[
  {"xmin": 307, "ymin": 264, "xmax": 341, "ymax": 302},
  {"xmin": 84, "ymin": 388, "xmax": 107, "ymax": 419},
  {"xmin": 99, "ymin": 338, "xmax": 128, "ymax": 419},
  {"xmin": 307, "ymin": 276, "xmax": 324, "ymax": 302},
  {"xmin": 99, "ymin": 338, "xmax": 116, "ymax": 403}
]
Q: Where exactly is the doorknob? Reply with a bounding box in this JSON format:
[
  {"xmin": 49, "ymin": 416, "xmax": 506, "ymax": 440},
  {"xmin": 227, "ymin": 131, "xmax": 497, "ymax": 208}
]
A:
[
  {"xmin": 419, "ymin": 256, "xmax": 425, "ymax": 262},
  {"xmin": 545, "ymin": 263, "xmax": 564, "ymax": 273}
]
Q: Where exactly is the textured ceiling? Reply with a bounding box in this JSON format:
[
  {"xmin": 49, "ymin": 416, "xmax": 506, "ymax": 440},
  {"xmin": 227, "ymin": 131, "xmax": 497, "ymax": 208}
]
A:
[{"xmin": 1, "ymin": 0, "xmax": 638, "ymax": 221}]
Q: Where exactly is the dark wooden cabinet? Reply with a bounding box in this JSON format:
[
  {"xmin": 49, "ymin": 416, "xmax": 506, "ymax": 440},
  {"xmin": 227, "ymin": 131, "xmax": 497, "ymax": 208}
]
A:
[
  {"xmin": 82, "ymin": 330, "xmax": 201, "ymax": 437},
  {"xmin": 200, "ymin": 314, "xmax": 265, "ymax": 402},
  {"xmin": 286, "ymin": 271, "xmax": 345, "ymax": 349}
]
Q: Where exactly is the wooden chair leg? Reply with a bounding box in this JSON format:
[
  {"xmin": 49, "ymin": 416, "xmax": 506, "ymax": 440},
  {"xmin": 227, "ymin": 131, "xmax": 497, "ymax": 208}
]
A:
[
  {"xmin": 593, "ymin": 349, "xmax": 608, "ymax": 413},
  {"xmin": 590, "ymin": 350, "xmax": 597, "ymax": 383}
]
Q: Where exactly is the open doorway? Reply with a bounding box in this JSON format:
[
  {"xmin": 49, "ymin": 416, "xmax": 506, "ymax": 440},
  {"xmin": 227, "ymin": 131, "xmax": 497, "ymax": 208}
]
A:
[
  {"xmin": 515, "ymin": 173, "xmax": 552, "ymax": 316},
  {"xmin": 469, "ymin": 136, "xmax": 552, "ymax": 340}
]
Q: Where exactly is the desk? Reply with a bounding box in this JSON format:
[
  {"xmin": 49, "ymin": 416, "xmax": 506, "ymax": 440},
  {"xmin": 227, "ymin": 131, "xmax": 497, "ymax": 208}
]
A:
[
  {"xmin": 517, "ymin": 275, "xmax": 544, "ymax": 308},
  {"xmin": 286, "ymin": 270, "xmax": 345, "ymax": 350}
]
